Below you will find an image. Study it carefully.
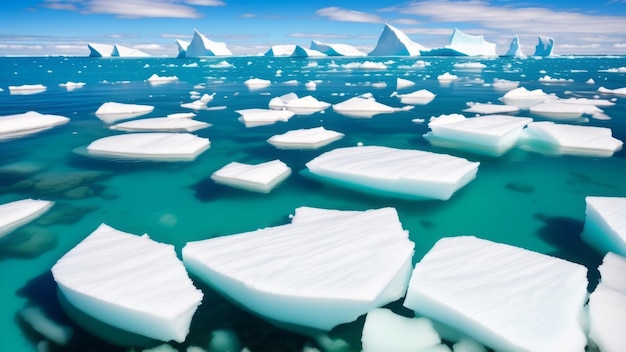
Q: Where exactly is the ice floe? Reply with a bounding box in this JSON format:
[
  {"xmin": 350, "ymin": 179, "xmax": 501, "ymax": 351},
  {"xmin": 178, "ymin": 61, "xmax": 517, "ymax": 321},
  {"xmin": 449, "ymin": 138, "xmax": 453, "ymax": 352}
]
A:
[
  {"xmin": 403, "ymin": 236, "xmax": 588, "ymax": 352},
  {"xmin": 463, "ymin": 102, "xmax": 519, "ymax": 115},
  {"xmin": 95, "ymin": 102, "xmax": 155, "ymax": 123},
  {"xmin": 304, "ymin": 146, "xmax": 479, "ymax": 200},
  {"xmin": 598, "ymin": 86, "xmax": 626, "ymax": 96},
  {"xmin": 332, "ymin": 94, "xmax": 413, "ymax": 118},
  {"xmin": 529, "ymin": 102, "xmax": 605, "ymax": 120},
  {"xmin": 499, "ymin": 87, "xmax": 556, "ymax": 108},
  {"xmin": 244, "ymin": 78, "xmax": 271, "ymax": 89},
  {"xmin": 0, "ymin": 111, "xmax": 70, "ymax": 140},
  {"xmin": 59, "ymin": 81, "xmax": 86, "ymax": 91},
  {"xmin": 581, "ymin": 197, "xmax": 626, "ymax": 256},
  {"xmin": 492, "ymin": 78, "xmax": 519, "ymax": 91},
  {"xmin": 182, "ymin": 206, "xmax": 414, "ymax": 331},
  {"xmin": 51, "ymin": 223, "xmax": 203, "ymax": 344},
  {"xmin": 0, "ymin": 198, "xmax": 54, "ymax": 238},
  {"xmin": 8, "ymin": 84, "xmax": 47, "ymax": 95},
  {"xmin": 437, "ymin": 72, "xmax": 458, "ymax": 82},
  {"xmin": 86, "ymin": 133, "xmax": 210, "ymax": 161},
  {"xmin": 180, "ymin": 93, "xmax": 217, "ymax": 110},
  {"xmin": 453, "ymin": 62, "xmax": 486, "ymax": 70},
  {"xmin": 147, "ymin": 74, "xmax": 179, "ymax": 85},
  {"xmin": 538, "ymin": 75, "xmax": 573, "ymax": 84},
  {"xmin": 396, "ymin": 89, "xmax": 436, "ymax": 105},
  {"xmin": 267, "ymin": 127, "xmax": 344, "ymax": 150},
  {"xmin": 110, "ymin": 114, "xmax": 210, "ymax": 132},
  {"xmin": 396, "ymin": 77, "xmax": 416, "ymax": 90},
  {"xmin": 211, "ymin": 160, "xmax": 291, "ymax": 193},
  {"xmin": 269, "ymin": 93, "xmax": 330, "ymax": 115},
  {"xmin": 236, "ymin": 108, "xmax": 294, "ymax": 127}
]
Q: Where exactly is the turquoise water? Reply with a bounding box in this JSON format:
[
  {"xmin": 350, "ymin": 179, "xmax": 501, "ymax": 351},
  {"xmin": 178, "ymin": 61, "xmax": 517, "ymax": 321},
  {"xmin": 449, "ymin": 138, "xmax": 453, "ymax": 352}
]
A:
[{"xmin": 1, "ymin": 55, "xmax": 625, "ymax": 351}]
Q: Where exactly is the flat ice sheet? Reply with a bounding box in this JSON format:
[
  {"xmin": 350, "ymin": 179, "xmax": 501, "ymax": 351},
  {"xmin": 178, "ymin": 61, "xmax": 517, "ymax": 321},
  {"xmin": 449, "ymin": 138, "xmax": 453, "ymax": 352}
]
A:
[
  {"xmin": 110, "ymin": 117, "xmax": 210, "ymax": 132},
  {"xmin": 95, "ymin": 102, "xmax": 155, "ymax": 123},
  {"xmin": 0, "ymin": 111, "xmax": 70, "ymax": 140},
  {"xmin": 211, "ymin": 160, "xmax": 291, "ymax": 193},
  {"xmin": 0, "ymin": 198, "xmax": 54, "ymax": 238},
  {"xmin": 267, "ymin": 127, "xmax": 344, "ymax": 149},
  {"xmin": 236, "ymin": 108, "xmax": 294, "ymax": 127},
  {"xmin": 86, "ymin": 133, "xmax": 210, "ymax": 161},
  {"xmin": 463, "ymin": 103, "xmax": 519, "ymax": 115}
]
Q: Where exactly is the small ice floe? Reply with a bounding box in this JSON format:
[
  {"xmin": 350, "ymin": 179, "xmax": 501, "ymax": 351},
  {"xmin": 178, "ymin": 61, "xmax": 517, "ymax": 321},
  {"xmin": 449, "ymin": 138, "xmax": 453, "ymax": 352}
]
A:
[
  {"xmin": 492, "ymin": 78, "xmax": 519, "ymax": 91},
  {"xmin": 529, "ymin": 102, "xmax": 606, "ymax": 120},
  {"xmin": 538, "ymin": 75, "xmax": 573, "ymax": 84},
  {"xmin": 587, "ymin": 252, "xmax": 626, "ymax": 352},
  {"xmin": 396, "ymin": 77, "xmax": 416, "ymax": 90},
  {"xmin": 210, "ymin": 160, "xmax": 291, "ymax": 193},
  {"xmin": 437, "ymin": 72, "xmax": 458, "ymax": 82},
  {"xmin": 0, "ymin": 111, "xmax": 70, "ymax": 140},
  {"xmin": 285, "ymin": 95, "xmax": 331, "ymax": 115},
  {"xmin": 0, "ymin": 198, "xmax": 54, "ymax": 238},
  {"xmin": 341, "ymin": 61, "xmax": 388, "ymax": 70},
  {"xmin": 305, "ymin": 81, "xmax": 317, "ymax": 90},
  {"xmin": 236, "ymin": 108, "xmax": 294, "ymax": 127},
  {"xmin": 59, "ymin": 81, "xmax": 86, "ymax": 91},
  {"xmin": 304, "ymin": 146, "xmax": 479, "ymax": 201},
  {"xmin": 86, "ymin": 133, "xmax": 210, "ymax": 161},
  {"xmin": 8, "ymin": 84, "xmax": 47, "ymax": 95},
  {"xmin": 403, "ymin": 236, "xmax": 588, "ymax": 352},
  {"xmin": 453, "ymin": 62, "xmax": 486, "ymax": 70},
  {"xmin": 598, "ymin": 67, "xmax": 626, "ymax": 73},
  {"xmin": 581, "ymin": 196, "xmax": 626, "ymax": 256},
  {"xmin": 282, "ymin": 79, "xmax": 299, "ymax": 85},
  {"xmin": 396, "ymin": 89, "xmax": 436, "ymax": 105},
  {"xmin": 557, "ymin": 97, "xmax": 615, "ymax": 108},
  {"xmin": 147, "ymin": 74, "xmax": 179, "ymax": 85},
  {"xmin": 19, "ymin": 306, "xmax": 74, "ymax": 346},
  {"xmin": 598, "ymin": 86, "xmax": 626, "ymax": 96},
  {"xmin": 586, "ymin": 78, "xmax": 596, "ymax": 84},
  {"xmin": 181, "ymin": 93, "xmax": 216, "ymax": 110},
  {"xmin": 182, "ymin": 206, "xmax": 414, "ymax": 331},
  {"xmin": 498, "ymin": 87, "xmax": 556, "ymax": 108},
  {"xmin": 424, "ymin": 114, "xmax": 532, "ymax": 157},
  {"xmin": 208, "ymin": 60, "xmax": 234, "ymax": 68},
  {"xmin": 51, "ymin": 224, "xmax": 203, "ymax": 344},
  {"xmin": 95, "ymin": 102, "xmax": 155, "ymax": 123},
  {"xmin": 110, "ymin": 114, "xmax": 210, "ymax": 133},
  {"xmin": 518, "ymin": 121, "xmax": 623, "ymax": 158},
  {"xmin": 244, "ymin": 78, "xmax": 271, "ymax": 89},
  {"xmin": 268, "ymin": 92, "xmax": 299, "ymax": 109},
  {"xmin": 332, "ymin": 93, "xmax": 413, "ymax": 118},
  {"xmin": 267, "ymin": 127, "xmax": 344, "ymax": 150},
  {"xmin": 463, "ymin": 102, "xmax": 519, "ymax": 115}
]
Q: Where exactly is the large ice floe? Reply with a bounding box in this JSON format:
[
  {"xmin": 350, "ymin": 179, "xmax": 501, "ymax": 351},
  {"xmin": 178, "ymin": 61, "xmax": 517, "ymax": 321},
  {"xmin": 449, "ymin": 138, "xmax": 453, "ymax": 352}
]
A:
[
  {"xmin": 518, "ymin": 121, "xmax": 623, "ymax": 157},
  {"xmin": 267, "ymin": 127, "xmax": 344, "ymax": 150},
  {"xmin": 95, "ymin": 102, "xmax": 155, "ymax": 123},
  {"xmin": 85, "ymin": 133, "xmax": 210, "ymax": 161},
  {"xmin": 0, "ymin": 111, "xmax": 70, "ymax": 140},
  {"xmin": 368, "ymin": 23, "xmax": 426, "ymax": 56},
  {"xmin": 182, "ymin": 206, "xmax": 415, "ymax": 331},
  {"xmin": 51, "ymin": 223, "xmax": 203, "ymax": 344},
  {"xmin": 424, "ymin": 114, "xmax": 533, "ymax": 156},
  {"xmin": 236, "ymin": 108, "xmax": 295, "ymax": 127},
  {"xmin": 332, "ymin": 93, "xmax": 413, "ymax": 118},
  {"xmin": 498, "ymin": 87, "xmax": 556, "ymax": 108},
  {"xmin": 0, "ymin": 198, "xmax": 54, "ymax": 238},
  {"xmin": 184, "ymin": 29, "xmax": 232, "ymax": 57},
  {"xmin": 403, "ymin": 236, "xmax": 588, "ymax": 352},
  {"xmin": 533, "ymin": 36, "xmax": 555, "ymax": 57},
  {"xmin": 598, "ymin": 86, "xmax": 626, "ymax": 96},
  {"xmin": 304, "ymin": 146, "xmax": 479, "ymax": 200},
  {"xmin": 587, "ymin": 252, "xmax": 626, "ymax": 352},
  {"xmin": 503, "ymin": 35, "xmax": 525, "ymax": 58},
  {"xmin": 110, "ymin": 114, "xmax": 210, "ymax": 132},
  {"xmin": 210, "ymin": 160, "xmax": 291, "ymax": 193},
  {"xmin": 268, "ymin": 93, "xmax": 330, "ymax": 115},
  {"xmin": 8, "ymin": 84, "xmax": 47, "ymax": 95},
  {"xmin": 581, "ymin": 196, "xmax": 626, "ymax": 256},
  {"xmin": 309, "ymin": 40, "xmax": 366, "ymax": 57}
]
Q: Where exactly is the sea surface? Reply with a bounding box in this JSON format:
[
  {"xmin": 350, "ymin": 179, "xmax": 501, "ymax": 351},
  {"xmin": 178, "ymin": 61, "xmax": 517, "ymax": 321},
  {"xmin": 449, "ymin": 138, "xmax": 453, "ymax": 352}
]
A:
[{"xmin": 1, "ymin": 55, "xmax": 625, "ymax": 351}]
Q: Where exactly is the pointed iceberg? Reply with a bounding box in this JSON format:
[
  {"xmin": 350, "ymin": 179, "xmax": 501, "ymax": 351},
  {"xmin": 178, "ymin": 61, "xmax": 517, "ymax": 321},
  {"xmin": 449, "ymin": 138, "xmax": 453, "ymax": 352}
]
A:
[
  {"xmin": 533, "ymin": 36, "xmax": 554, "ymax": 57},
  {"xmin": 310, "ymin": 40, "xmax": 366, "ymax": 57},
  {"xmin": 87, "ymin": 43, "xmax": 113, "ymax": 57},
  {"xmin": 581, "ymin": 196, "xmax": 626, "ymax": 256},
  {"xmin": 369, "ymin": 23, "xmax": 425, "ymax": 56},
  {"xmin": 504, "ymin": 35, "xmax": 525, "ymax": 58},
  {"xmin": 186, "ymin": 29, "xmax": 232, "ymax": 57},
  {"xmin": 111, "ymin": 44, "xmax": 150, "ymax": 57},
  {"xmin": 176, "ymin": 39, "xmax": 189, "ymax": 58},
  {"xmin": 0, "ymin": 198, "xmax": 54, "ymax": 238}
]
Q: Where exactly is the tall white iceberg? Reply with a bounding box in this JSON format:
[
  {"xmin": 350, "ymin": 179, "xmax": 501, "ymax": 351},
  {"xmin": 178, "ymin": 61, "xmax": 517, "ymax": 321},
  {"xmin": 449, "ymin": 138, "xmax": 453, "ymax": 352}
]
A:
[
  {"xmin": 186, "ymin": 29, "xmax": 232, "ymax": 57},
  {"xmin": 111, "ymin": 44, "xmax": 150, "ymax": 57},
  {"xmin": 504, "ymin": 35, "xmax": 525, "ymax": 58},
  {"xmin": 445, "ymin": 28, "xmax": 497, "ymax": 57},
  {"xmin": 368, "ymin": 23, "xmax": 425, "ymax": 56},
  {"xmin": 176, "ymin": 39, "xmax": 189, "ymax": 58},
  {"xmin": 310, "ymin": 40, "xmax": 366, "ymax": 57},
  {"xmin": 533, "ymin": 36, "xmax": 554, "ymax": 57},
  {"xmin": 264, "ymin": 45, "xmax": 297, "ymax": 57}
]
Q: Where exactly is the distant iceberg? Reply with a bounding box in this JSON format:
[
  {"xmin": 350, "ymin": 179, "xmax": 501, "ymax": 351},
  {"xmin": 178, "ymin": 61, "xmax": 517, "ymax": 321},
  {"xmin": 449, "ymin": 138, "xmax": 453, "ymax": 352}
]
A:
[
  {"xmin": 112, "ymin": 44, "xmax": 150, "ymax": 57},
  {"xmin": 369, "ymin": 23, "xmax": 425, "ymax": 56},
  {"xmin": 533, "ymin": 36, "xmax": 554, "ymax": 57},
  {"xmin": 88, "ymin": 43, "xmax": 113, "ymax": 57},
  {"xmin": 175, "ymin": 39, "xmax": 189, "ymax": 58},
  {"xmin": 420, "ymin": 28, "xmax": 496, "ymax": 57},
  {"xmin": 310, "ymin": 40, "xmax": 366, "ymax": 57},
  {"xmin": 504, "ymin": 35, "xmax": 525, "ymax": 58},
  {"xmin": 264, "ymin": 44, "xmax": 325, "ymax": 57},
  {"xmin": 185, "ymin": 29, "xmax": 232, "ymax": 57}
]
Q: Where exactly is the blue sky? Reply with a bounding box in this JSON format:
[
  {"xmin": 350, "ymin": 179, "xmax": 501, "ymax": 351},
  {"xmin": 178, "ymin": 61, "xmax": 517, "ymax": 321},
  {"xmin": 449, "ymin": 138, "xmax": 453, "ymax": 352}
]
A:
[{"xmin": 1, "ymin": 0, "xmax": 625, "ymax": 56}]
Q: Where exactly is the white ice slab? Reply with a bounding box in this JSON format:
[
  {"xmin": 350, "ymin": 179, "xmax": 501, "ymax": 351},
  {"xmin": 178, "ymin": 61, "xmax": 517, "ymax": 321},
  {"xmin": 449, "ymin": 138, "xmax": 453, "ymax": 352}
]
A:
[
  {"xmin": 268, "ymin": 92, "xmax": 299, "ymax": 109},
  {"xmin": 437, "ymin": 72, "xmax": 458, "ymax": 81},
  {"xmin": 59, "ymin": 82, "xmax": 86, "ymax": 91},
  {"xmin": 8, "ymin": 84, "xmax": 47, "ymax": 95},
  {"xmin": 403, "ymin": 236, "xmax": 588, "ymax": 352},
  {"xmin": 267, "ymin": 127, "xmax": 344, "ymax": 149},
  {"xmin": 499, "ymin": 87, "xmax": 556, "ymax": 108},
  {"xmin": 210, "ymin": 160, "xmax": 291, "ymax": 193},
  {"xmin": 0, "ymin": 198, "xmax": 54, "ymax": 238},
  {"xmin": 581, "ymin": 197, "xmax": 626, "ymax": 256},
  {"xmin": 0, "ymin": 111, "xmax": 70, "ymax": 140},
  {"xmin": 147, "ymin": 74, "xmax": 179, "ymax": 85},
  {"xmin": 361, "ymin": 308, "xmax": 443, "ymax": 352},
  {"xmin": 244, "ymin": 78, "xmax": 271, "ymax": 89},
  {"xmin": 529, "ymin": 102, "xmax": 604, "ymax": 120},
  {"xmin": 396, "ymin": 89, "xmax": 436, "ymax": 105},
  {"xmin": 285, "ymin": 95, "xmax": 331, "ymax": 114},
  {"xmin": 333, "ymin": 94, "xmax": 412, "ymax": 118},
  {"xmin": 598, "ymin": 86, "xmax": 626, "ymax": 96},
  {"xmin": 86, "ymin": 133, "xmax": 210, "ymax": 161},
  {"xmin": 236, "ymin": 108, "xmax": 295, "ymax": 127},
  {"xmin": 95, "ymin": 102, "xmax": 155, "ymax": 123},
  {"xmin": 51, "ymin": 223, "xmax": 203, "ymax": 343},
  {"xmin": 518, "ymin": 121, "xmax": 623, "ymax": 157},
  {"xmin": 424, "ymin": 115, "xmax": 532, "ymax": 156},
  {"xmin": 463, "ymin": 103, "xmax": 519, "ymax": 115},
  {"xmin": 304, "ymin": 146, "xmax": 479, "ymax": 200},
  {"xmin": 110, "ymin": 116, "xmax": 210, "ymax": 132},
  {"xmin": 182, "ymin": 207, "xmax": 414, "ymax": 331},
  {"xmin": 396, "ymin": 77, "xmax": 416, "ymax": 90},
  {"xmin": 453, "ymin": 62, "xmax": 486, "ymax": 70}
]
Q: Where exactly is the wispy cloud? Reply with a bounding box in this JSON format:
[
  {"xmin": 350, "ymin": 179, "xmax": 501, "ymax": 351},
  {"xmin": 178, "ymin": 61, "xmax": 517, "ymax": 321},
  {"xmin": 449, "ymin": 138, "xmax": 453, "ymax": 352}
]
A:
[
  {"xmin": 43, "ymin": 0, "xmax": 225, "ymax": 18},
  {"xmin": 316, "ymin": 7, "xmax": 384, "ymax": 23},
  {"xmin": 289, "ymin": 33, "xmax": 349, "ymax": 39}
]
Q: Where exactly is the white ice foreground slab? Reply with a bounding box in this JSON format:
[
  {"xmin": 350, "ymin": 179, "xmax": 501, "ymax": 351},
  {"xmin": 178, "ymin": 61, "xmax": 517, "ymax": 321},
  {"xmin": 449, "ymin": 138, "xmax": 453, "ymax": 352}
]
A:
[
  {"xmin": 0, "ymin": 198, "xmax": 54, "ymax": 238},
  {"xmin": 86, "ymin": 133, "xmax": 210, "ymax": 161},
  {"xmin": 95, "ymin": 102, "xmax": 155, "ymax": 123},
  {"xmin": 51, "ymin": 224, "xmax": 203, "ymax": 343},
  {"xmin": 404, "ymin": 236, "xmax": 588, "ymax": 352},
  {"xmin": 211, "ymin": 160, "xmax": 291, "ymax": 193},
  {"xmin": 236, "ymin": 108, "xmax": 295, "ymax": 127},
  {"xmin": 332, "ymin": 94, "xmax": 413, "ymax": 118},
  {"xmin": 304, "ymin": 146, "xmax": 479, "ymax": 201},
  {"xmin": 581, "ymin": 196, "xmax": 626, "ymax": 256},
  {"xmin": 0, "ymin": 111, "xmax": 70, "ymax": 140},
  {"xmin": 518, "ymin": 121, "xmax": 623, "ymax": 157},
  {"xmin": 110, "ymin": 116, "xmax": 210, "ymax": 132},
  {"xmin": 182, "ymin": 207, "xmax": 415, "ymax": 331},
  {"xmin": 424, "ymin": 114, "xmax": 532, "ymax": 156},
  {"xmin": 267, "ymin": 127, "xmax": 344, "ymax": 149}
]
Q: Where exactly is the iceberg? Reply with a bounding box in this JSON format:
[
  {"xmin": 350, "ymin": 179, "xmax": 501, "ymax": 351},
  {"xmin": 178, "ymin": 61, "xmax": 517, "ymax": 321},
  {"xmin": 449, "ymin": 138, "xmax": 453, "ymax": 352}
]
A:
[
  {"xmin": 533, "ymin": 36, "xmax": 554, "ymax": 57},
  {"xmin": 51, "ymin": 223, "xmax": 203, "ymax": 344},
  {"xmin": 180, "ymin": 93, "xmax": 217, "ymax": 111},
  {"xmin": 175, "ymin": 39, "xmax": 189, "ymax": 58},
  {"xmin": 182, "ymin": 206, "xmax": 415, "ymax": 331},
  {"xmin": 437, "ymin": 72, "xmax": 458, "ymax": 82},
  {"xmin": 268, "ymin": 92, "xmax": 299, "ymax": 109},
  {"xmin": 8, "ymin": 84, "xmax": 47, "ymax": 95},
  {"xmin": 403, "ymin": 236, "xmax": 588, "ymax": 352},
  {"xmin": 0, "ymin": 111, "xmax": 70, "ymax": 140},
  {"xmin": 111, "ymin": 44, "xmax": 150, "ymax": 57},
  {"xmin": 283, "ymin": 95, "xmax": 331, "ymax": 115},
  {"xmin": 186, "ymin": 29, "xmax": 232, "ymax": 57},
  {"xmin": 236, "ymin": 108, "xmax": 294, "ymax": 127},
  {"xmin": 581, "ymin": 197, "xmax": 626, "ymax": 256},
  {"xmin": 210, "ymin": 160, "xmax": 291, "ymax": 193},
  {"xmin": 86, "ymin": 133, "xmax": 210, "ymax": 161},
  {"xmin": 0, "ymin": 198, "xmax": 54, "ymax": 238},
  {"xmin": 332, "ymin": 94, "xmax": 412, "ymax": 118},
  {"xmin": 421, "ymin": 29, "xmax": 496, "ymax": 57},
  {"xmin": 292, "ymin": 45, "xmax": 325, "ymax": 58},
  {"xmin": 95, "ymin": 102, "xmax": 155, "ymax": 123},
  {"xmin": 503, "ymin": 35, "xmax": 525, "ymax": 58},
  {"xmin": 110, "ymin": 115, "xmax": 210, "ymax": 133},
  {"xmin": 368, "ymin": 23, "xmax": 426, "ymax": 56},
  {"xmin": 304, "ymin": 146, "xmax": 479, "ymax": 201},
  {"xmin": 87, "ymin": 43, "xmax": 113, "ymax": 57},
  {"xmin": 267, "ymin": 127, "xmax": 344, "ymax": 150},
  {"xmin": 264, "ymin": 45, "xmax": 296, "ymax": 57},
  {"xmin": 309, "ymin": 40, "xmax": 366, "ymax": 57}
]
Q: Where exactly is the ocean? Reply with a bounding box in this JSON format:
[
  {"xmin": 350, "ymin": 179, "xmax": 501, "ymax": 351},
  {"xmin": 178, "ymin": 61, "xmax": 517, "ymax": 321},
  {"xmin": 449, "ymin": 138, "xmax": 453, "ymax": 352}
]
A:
[{"xmin": 1, "ymin": 55, "xmax": 625, "ymax": 351}]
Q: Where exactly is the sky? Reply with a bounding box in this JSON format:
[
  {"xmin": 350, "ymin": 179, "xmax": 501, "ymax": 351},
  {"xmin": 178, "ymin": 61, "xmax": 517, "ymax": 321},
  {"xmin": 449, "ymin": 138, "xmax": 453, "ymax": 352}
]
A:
[{"xmin": 1, "ymin": 0, "xmax": 625, "ymax": 57}]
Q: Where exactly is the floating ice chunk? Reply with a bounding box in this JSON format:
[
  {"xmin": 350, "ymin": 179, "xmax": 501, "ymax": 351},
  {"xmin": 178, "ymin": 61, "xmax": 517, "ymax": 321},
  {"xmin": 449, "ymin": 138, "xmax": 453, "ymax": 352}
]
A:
[
  {"xmin": 342, "ymin": 61, "xmax": 388, "ymax": 70},
  {"xmin": 424, "ymin": 115, "xmax": 532, "ymax": 157},
  {"xmin": 0, "ymin": 198, "xmax": 54, "ymax": 238},
  {"xmin": 557, "ymin": 97, "xmax": 615, "ymax": 107},
  {"xmin": 586, "ymin": 78, "xmax": 595, "ymax": 84},
  {"xmin": 19, "ymin": 306, "xmax": 73, "ymax": 346},
  {"xmin": 182, "ymin": 207, "xmax": 415, "ymax": 331},
  {"xmin": 396, "ymin": 89, "xmax": 436, "ymax": 105},
  {"xmin": 86, "ymin": 133, "xmax": 210, "ymax": 161},
  {"xmin": 463, "ymin": 103, "xmax": 519, "ymax": 115},
  {"xmin": 599, "ymin": 67, "xmax": 626, "ymax": 73},
  {"xmin": 581, "ymin": 197, "xmax": 626, "ymax": 256},
  {"xmin": 267, "ymin": 127, "xmax": 344, "ymax": 150},
  {"xmin": 499, "ymin": 87, "xmax": 556, "ymax": 108},
  {"xmin": 596, "ymin": 252, "xmax": 626, "ymax": 294},
  {"xmin": 268, "ymin": 92, "xmax": 299, "ymax": 109},
  {"xmin": 211, "ymin": 160, "xmax": 291, "ymax": 193},
  {"xmin": 285, "ymin": 95, "xmax": 330, "ymax": 114},
  {"xmin": 519, "ymin": 121, "xmax": 623, "ymax": 157},
  {"xmin": 403, "ymin": 236, "xmax": 588, "ymax": 352},
  {"xmin": 0, "ymin": 111, "xmax": 70, "ymax": 140},
  {"xmin": 51, "ymin": 224, "xmax": 203, "ymax": 343},
  {"xmin": 110, "ymin": 116, "xmax": 210, "ymax": 132},
  {"xmin": 304, "ymin": 146, "xmax": 479, "ymax": 200},
  {"xmin": 453, "ymin": 62, "xmax": 486, "ymax": 70},
  {"xmin": 492, "ymin": 78, "xmax": 519, "ymax": 91},
  {"xmin": 95, "ymin": 102, "xmax": 155, "ymax": 123},
  {"xmin": 538, "ymin": 75, "xmax": 573, "ymax": 83},
  {"xmin": 396, "ymin": 77, "xmax": 416, "ymax": 90},
  {"xmin": 369, "ymin": 23, "xmax": 425, "ymax": 56},
  {"xmin": 147, "ymin": 74, "xmax": 179, "ymax": 85},
  {"xmin": 445, "ymin": 28, "xmax": 497, "ymax": 57},
  {"xmin": 244, "ymin": 78, "xmax": 271, "ymax": 89},
  {"xmin": 180, "ymin": 93, "xmax": 216, "ymax": 110},
  {"xmin": 437, "ymin": 72, "xmax": 458, "ymax": 82},
  {"xmin": 598, "ymin": 86, "xmax": 626, "ymax": 96},
  {"xmin": 59, "ymin": 81, "xmax": 86, "ymax": 91},
  {"xmin": 529, "ymin": 102, "xmax": 604, "ymax": 120},
  {"xmin": 236, "ymin": 108, "xmax": 294, "ymax": 127},
  {"xmin": 8, "ymin": 84, "xmax": 47, "ymax": 95},
  {"xmin": 208, "ymin": 60, "xmax": 234, "ymax": 68},
  {"xmin": 361, "ymin": 308, "xmax": 443, "ymax": 352},
  {"xmin": 333, "ymin": 95, "xmax": 410, "ymax": 118}
]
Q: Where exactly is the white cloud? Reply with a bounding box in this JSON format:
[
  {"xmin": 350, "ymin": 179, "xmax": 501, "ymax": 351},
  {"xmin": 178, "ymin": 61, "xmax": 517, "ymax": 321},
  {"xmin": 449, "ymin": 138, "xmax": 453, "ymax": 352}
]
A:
[
  {"xmin": 316, "ymin": 7, "xmax": 384, "ymax": 23},
  {"xmin": 289, "ymin": 33, "xmax": 349, "ymax": 39},
  {"xmin": 241, "ymin": 13, "xmax": 257, "ymax": 18},
  {"xmin": 393, "ymin": 18, "xmax": 421, "ymax": 25},
  {"xmin": 71, "ymin": 0, "xmax": 207, "ymax": 18},
  {"xmin": 134, "ymin": 43, "xmax": 164, "ymax": 50},
  {"xmin": 183, "ymin": 0, "xmax": 225, "ymax": 5},
  {"xmin": 614, "ymin": 43, "xmax": 626, "ymax": 48}
]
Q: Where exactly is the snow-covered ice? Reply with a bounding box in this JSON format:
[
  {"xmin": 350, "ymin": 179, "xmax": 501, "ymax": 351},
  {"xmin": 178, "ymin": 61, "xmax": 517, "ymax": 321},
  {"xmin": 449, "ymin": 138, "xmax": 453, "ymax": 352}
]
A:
[
  {"xmin": 462, "ymin": 102, "xmax": 519, "ymax": 115},
  {"xmin": 87, "ymin": 43, "xmax": 113, "ymax": 57},
  {"xmin": 332, "ymin": 94, "xmax": 412, "ymax": 118},
  {"xmin": 267, "ymin": 127, "xmax": 344, "ymax": 150},
  {"xmin": 112, "ymin": 44, "xmax": 150, "ymax": 57},
  {"xmin": 185, "ymin": 29, "xmax": 232, "ymax": 57},
  {"xmin": 210, "ymin": 160, "xmax": 291, "ymax": 193},
  {"xmin": 598, "ymin": 86, "xmax": 626, "ymax": 96},
  {"xmin": 529, "ymin": 102, "xmax": 605, "ymax": 120},
  {"xmin": 396, "ymin": 89, "xmax": 436, "ymax": 105},
  {"xmin": 269, "ymin": 94, "xmax": 330, "ymax": 115},
  {"xmin": 453, "ymin": 62, "xmax": 486, "ymax": 70},
  {"xmin": 110, "ymin": 115, "xmax": 210, "ymax": 132},
  {"xmin": 0, "ymin": 111, "xmax": 70, "ymax": 140},
  {"xmin": 268, "ymin": 92, "xmax": 299, "ymax": 109},
  {"xmin": 59, "ymin": 81, "xmax": 86, "ymax": 91},
  {"xmin": 236, "ymin": 108, "xmax": 294, "ymax": 127},
  {"xmin": 499, "ymin": 87, "xmax": 556, "ymax": 108},
  {"xmin": 437, "ymin": 72, "xmax": 458, "ymax": 82},
  {"xmin": 8, "ymin": 84, "xmax": 47, "ymax": 95},
  {"xmin": 147, "ymin": 74, "xmax": 179, "ymax": 85},
  {"xmin": 581, "ymin": 196, "xmax": 626, "ymax": 256},
  {"xmin": 0, "ymin": 198, "xmax": 54, "ymax": 238},
  {"xmin": 244, "ymin": 78, "xmax": 271, "ymax": 89},
  {"xmin": 403, "ymin": 236, "xmax": 588, "ymax": 352},
  {"xmin": 492, "ymin": 79, "xmax": 519, "ymax": 91},
  {"xmin": 396, "ymin": 77, "xmax": 416, "ymax": 90},
  {"xmin": 95, "ymin": 102, "xmax": 155, "ymax": 123},
  {"xmin": 369, "ymin": 23, "xmax": 425, "ymax": 56},
  {"xmin": 538, "ymin": 75, "xmax": 573, "ymax": 84},
  {"xmin": 304, "ymin": 146, "xmax": 479, "ymax": 200},
  {"xmin": 51, "ymin": 223, "xmax": 203, "ymax": 343},
  {"xmin": 310, "ymin": 40, "xmax": 367, "ymax": 57},
  {"xmin": 86, "ymin": 133, "xmax": 210, "ymax": 161}
]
